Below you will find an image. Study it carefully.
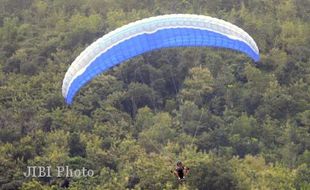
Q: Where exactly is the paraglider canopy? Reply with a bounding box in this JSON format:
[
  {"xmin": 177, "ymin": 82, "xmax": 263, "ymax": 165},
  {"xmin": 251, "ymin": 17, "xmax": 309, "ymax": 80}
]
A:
[{"xmin": 62, "ymin": 14, "xmax": 260, "ymax": 104}]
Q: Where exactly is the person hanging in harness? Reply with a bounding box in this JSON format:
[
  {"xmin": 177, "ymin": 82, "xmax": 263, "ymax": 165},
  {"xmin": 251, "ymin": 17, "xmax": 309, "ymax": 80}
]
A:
[{"xmin": 171, "ymin": 161, "xmax": 190, "ymax": 181}]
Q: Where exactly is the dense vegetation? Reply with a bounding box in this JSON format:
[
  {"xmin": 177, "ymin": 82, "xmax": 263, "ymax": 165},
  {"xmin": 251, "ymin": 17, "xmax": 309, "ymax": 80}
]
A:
[{"xmin": 0, "ymin": 0, "xmax": 309, "ymax": 189}]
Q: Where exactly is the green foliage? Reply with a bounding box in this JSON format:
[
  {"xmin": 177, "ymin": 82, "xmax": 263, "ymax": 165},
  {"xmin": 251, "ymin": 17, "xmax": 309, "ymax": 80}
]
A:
[
  {"xmin": 180, "ymin": 66, "xmax": 214, "ymax": 105},
  {"xmin": 294, "ymin": 164, "xmax": 310, "ymax": 190},
  {"xmin": 68, "ymin": 133, "xmax": 86, "ymax": 158},
  {"xmin": 231, "ymin": 155, "xmax": 297, "ymax": 190},
  {"xmin": 139, "ymin": 111, "xmax": 176, "ymax": 153},
  {"xmin": 21, "ymin": 179, "xmax": 44, "ymax": 190},
  {"xmin": 0, "ymin": 0, "xmax": 309, "ymax": 189}
]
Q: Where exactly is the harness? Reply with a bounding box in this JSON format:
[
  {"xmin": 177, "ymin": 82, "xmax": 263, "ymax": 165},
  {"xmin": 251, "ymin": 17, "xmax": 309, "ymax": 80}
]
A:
[{"xmin": 176, "ymin": 166, "xmax": 185, "ymax": 179}]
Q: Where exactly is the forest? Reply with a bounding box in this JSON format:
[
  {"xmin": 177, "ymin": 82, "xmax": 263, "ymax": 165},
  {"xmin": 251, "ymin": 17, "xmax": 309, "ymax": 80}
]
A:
[{"xmin": 0, "ymin": 0, "xmax": 309, "ymax": 189}]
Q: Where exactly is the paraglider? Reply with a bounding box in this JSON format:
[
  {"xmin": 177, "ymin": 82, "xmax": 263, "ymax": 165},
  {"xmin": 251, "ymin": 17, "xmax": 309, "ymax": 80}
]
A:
[
  {"xmin": 171, "ymin": 161, "xmax": 190, "ymax": 182},
  {"xmin": 62, "ymin": 14, "xmax": 260, "ymax": 104}
]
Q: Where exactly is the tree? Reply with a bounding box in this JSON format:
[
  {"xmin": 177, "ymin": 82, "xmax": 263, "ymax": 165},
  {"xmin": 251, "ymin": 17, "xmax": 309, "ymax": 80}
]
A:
[
  {"xmin": 180, "ymin": 67, "xmax": 214, "ymax": 105},
  {"xmin": 138, "ymin": 112, "xmax": 176, "ymax": 153},
  {"xmin": 68, "ymin": 132, "xmax": 86, "ymax": 158}
]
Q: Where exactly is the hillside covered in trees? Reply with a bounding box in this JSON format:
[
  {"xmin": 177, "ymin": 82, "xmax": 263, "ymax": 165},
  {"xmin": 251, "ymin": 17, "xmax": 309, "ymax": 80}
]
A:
[{"xmin": 0, "ymin": 0, "xmax": 309, "ymax": 189}]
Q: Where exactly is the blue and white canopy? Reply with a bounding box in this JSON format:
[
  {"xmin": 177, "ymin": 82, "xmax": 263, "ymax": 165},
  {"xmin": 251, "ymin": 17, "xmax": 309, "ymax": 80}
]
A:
[{"xmin": 62, "ymin": 14, "xmax": 260, "ymax": 104}]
